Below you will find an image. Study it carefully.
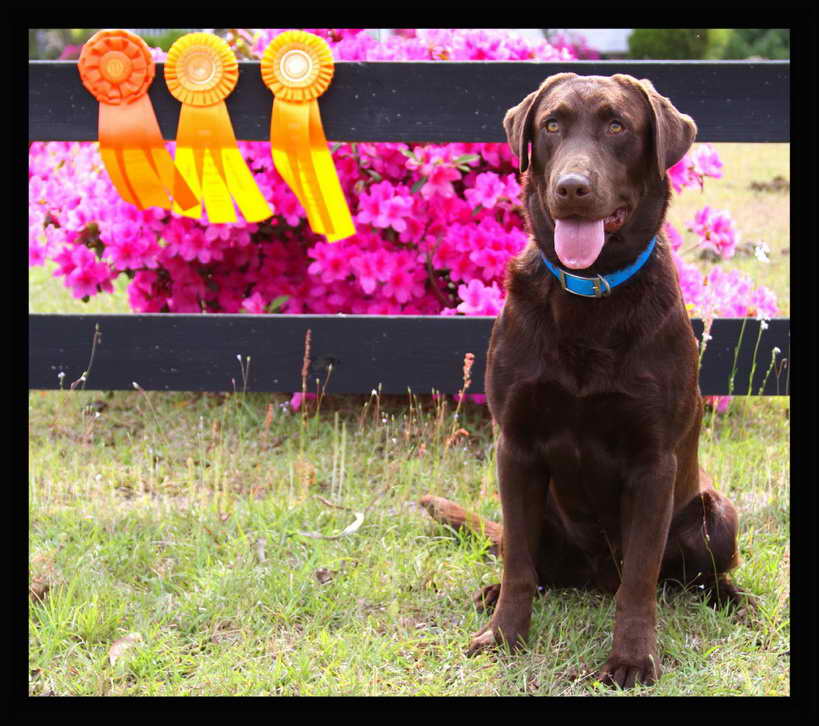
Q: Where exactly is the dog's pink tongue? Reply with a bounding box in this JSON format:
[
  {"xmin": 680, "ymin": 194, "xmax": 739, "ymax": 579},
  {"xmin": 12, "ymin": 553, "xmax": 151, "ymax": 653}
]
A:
[{"xmin": 554, "ymin": 218, "xmax": 605, "ymax": 269}]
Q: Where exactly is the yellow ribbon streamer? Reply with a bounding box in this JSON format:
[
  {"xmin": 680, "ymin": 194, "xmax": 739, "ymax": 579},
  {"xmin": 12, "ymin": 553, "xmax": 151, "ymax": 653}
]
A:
[
  {"xmin": 78, "ymin": 29, "xmax": 198, "ymax": 212},
  {"xmin": 261, "ymin": 31, "xmax": 355, "ymax": 242},
  {"xmin": 164, "ymin": 33, "xmax": 273, "ymax": 224}
]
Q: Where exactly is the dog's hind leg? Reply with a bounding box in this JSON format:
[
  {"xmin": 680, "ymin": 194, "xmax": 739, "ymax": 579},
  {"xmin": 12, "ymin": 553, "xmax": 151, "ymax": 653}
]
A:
[{"xmin": 661, "ymin": 487, "xmax": 750, "ymax": 610}]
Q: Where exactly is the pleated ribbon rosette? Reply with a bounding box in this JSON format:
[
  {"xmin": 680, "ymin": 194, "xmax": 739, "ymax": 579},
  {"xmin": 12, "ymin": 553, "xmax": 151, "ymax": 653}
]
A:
[
  {"xmin": 261, "ymin": 31, "xmax": 355, "ymax": 242},
  {"xmin": 77, "ymin": 29, "xmax": 198, "ymax": 212},
  {"xmin": 164, "ymin": 33, "xmax": 273, "ymax": 224}
]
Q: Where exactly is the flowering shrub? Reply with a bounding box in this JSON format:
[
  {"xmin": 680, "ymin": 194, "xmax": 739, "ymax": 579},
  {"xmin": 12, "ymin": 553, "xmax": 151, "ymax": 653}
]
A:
[
  {"xmin": 664, "ymin": 146, "xmax": 778, "ymax": 321},
  {"xmin": 665, "ymin": 146, "xmax": 779, "ymax": 413},
  {"xmin": 29, "ymin": 29, "xmax": 779, "ymax": 411}
]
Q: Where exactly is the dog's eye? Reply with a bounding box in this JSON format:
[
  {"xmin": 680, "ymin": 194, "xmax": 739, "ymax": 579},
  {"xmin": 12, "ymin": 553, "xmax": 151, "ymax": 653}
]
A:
[
  {"xmin": 608, "ymin": 120, "xmax": 625, "ymax": 134},
  {"xmin": 545, "ymin": 119, "xmax": 560, "ymax": 133}
]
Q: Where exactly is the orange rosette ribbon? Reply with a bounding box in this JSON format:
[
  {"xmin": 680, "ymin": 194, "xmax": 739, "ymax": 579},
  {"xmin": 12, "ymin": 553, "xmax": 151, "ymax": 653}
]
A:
[
  {"xmin": 164, "ymin": 33, "xmax": 272, "ymax": 224},
  {"xmin": 261, "ymin": 31, "xmax": 355, "ymax": 242},
  {"xmin": 78, "ymin": 29, "xmax": 197, "ymax": 212}
]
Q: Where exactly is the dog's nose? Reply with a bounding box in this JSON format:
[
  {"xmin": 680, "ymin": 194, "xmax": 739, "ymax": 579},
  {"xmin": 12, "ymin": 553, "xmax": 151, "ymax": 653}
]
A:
[{"xmin": 556, "ymin": 173, "xmax": 592, "ymax": 200}]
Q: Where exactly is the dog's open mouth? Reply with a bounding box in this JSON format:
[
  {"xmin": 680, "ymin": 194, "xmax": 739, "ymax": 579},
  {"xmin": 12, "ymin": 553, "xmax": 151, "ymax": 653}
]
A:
[
  {"xmin": 553, "ymin": 207, "xmax": 630, "ymax": 269},
  {"xmin": 603, "ymin": 206, "xmax": 629, "ymax": 233}
]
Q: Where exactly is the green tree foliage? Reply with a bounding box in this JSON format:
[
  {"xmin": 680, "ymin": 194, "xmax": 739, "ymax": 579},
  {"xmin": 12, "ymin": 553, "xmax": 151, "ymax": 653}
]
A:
[
  {"xmin": 628, "ymin": 28, "xmax": 789, "ymax": 60},
  {"xmin": 628, "ymin": 29, "xmax": 720, "ymax": 60},
  {"xmin": 720, "ymin": 29, "xmax": 790, "ymax": 59}
]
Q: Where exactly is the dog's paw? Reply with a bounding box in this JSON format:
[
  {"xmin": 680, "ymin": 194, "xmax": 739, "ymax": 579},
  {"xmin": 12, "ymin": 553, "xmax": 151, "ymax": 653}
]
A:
[
  {"xmin": 466, "ymin": 621, "xmax": 527, "ymax": 656},
  {"xmin": 596, "ymin": 652, "xmax": 660, "ymax": 689},
  {"xmin": 466, "ymin": 628, "xmax": 499, "ymax": 656},
  {"xmin": 472, "ymin": 583, "xmax": 501, "ymax": 613},
  {"xmin": 706, "ymin": 575, "xmax": 757, "ymax": 618}
]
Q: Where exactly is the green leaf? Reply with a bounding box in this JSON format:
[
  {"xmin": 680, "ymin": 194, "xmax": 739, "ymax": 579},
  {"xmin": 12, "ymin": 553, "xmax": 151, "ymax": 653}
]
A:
[
  {"xmin": 365, "ymin": 169, "xmax": 383, "ymax": 182},
  {"xmin": 265, "ymin": 295, "xmax": 290, "ymax": 314},
  {"xmin": 400, "ymin": 148, "xmax": 419, "ymax": 162},
  {"xmin": 411, "ymin": 177, "xmax": 427, "ymax": 194},
  {"xmin": 453, "ymin": 154, "xmax": 480, "ymax": 166}
]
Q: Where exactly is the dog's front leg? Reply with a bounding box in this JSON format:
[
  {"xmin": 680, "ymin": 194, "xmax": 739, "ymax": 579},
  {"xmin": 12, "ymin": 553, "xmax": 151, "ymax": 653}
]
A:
[
  {"xmin": 468, "ymin": 434, "xmax": 548, "ymax": 654},
  {"xmin": 598, "ymin": 454, "xmax": 676, "ymax": 688}
]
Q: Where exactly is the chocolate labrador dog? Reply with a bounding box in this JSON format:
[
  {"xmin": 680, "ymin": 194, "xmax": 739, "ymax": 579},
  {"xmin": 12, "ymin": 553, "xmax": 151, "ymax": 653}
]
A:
[{"xmin": 422, "ymin": 73, "xmax": 747, "ymax": 688}]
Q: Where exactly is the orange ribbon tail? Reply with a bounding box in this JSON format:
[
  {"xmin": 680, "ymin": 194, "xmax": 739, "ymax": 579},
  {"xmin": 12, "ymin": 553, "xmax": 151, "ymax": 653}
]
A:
[{"xmin": 78, "ymin": 29, "xmax": 197, "ymax": 212}]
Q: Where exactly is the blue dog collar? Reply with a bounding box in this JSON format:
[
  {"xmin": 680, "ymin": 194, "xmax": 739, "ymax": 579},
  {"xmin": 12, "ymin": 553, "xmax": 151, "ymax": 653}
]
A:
[{"xmin": 540, "ymin": 236, "xmax": 657, "ymax": 298}]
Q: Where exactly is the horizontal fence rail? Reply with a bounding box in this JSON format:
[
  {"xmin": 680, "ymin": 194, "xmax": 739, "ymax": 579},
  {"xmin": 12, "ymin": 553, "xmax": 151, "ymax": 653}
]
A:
[
  {"xmin": 29, "ymin": 59, "xmax": 789, "ymax": 396},
  {"xmin": 29, "ymin": 60, "xmax": 789, "ymax": 143},
  {"xmin": 29, "ymin": 315, "xmax": 790, "ymax": 396}
]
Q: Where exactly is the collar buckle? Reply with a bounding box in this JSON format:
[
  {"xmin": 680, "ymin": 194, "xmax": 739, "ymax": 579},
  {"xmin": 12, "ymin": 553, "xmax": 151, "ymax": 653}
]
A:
[{"xmin": 558, "ymin": 270, "xmax": 612, "ymax": 298}]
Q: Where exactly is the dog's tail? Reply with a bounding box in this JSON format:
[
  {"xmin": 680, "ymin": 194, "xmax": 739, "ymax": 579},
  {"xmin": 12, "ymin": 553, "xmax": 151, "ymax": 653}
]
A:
[{"xmin": 418, "ymin": 494, "xmax": 502, "ymax": 556}]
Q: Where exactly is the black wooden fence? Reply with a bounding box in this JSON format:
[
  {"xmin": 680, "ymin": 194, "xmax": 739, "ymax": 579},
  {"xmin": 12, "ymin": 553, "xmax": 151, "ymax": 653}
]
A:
[{"xmin": 28, "ymin": 60, "xmax": 790, "ymax": 396}]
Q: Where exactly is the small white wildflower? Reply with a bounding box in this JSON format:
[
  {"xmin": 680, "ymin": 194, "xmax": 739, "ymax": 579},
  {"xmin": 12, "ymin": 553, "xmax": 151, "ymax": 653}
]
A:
[
  {"xmin": 754, "ymin": 243, "xmax": 771, "ymax": 264},
  {"xmin": 773, "ymin": 347, "xmax": 781, "ymax": 355},
  {"xmin": 702, "ymin": 333, "xmax": 712, "ymax": 343}
]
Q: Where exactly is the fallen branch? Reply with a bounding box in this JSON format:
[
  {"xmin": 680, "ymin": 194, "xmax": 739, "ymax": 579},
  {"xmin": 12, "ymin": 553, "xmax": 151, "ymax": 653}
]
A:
[{"xmin": 418, "ymin": 494, "xmax": 502, "ymax": 555}]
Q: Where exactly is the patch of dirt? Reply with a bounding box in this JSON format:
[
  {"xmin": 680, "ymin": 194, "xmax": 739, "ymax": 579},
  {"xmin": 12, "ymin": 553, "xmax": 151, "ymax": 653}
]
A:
[{"xmin": 749, "ymin": 175, "xmax": 789, "ymax": 193}]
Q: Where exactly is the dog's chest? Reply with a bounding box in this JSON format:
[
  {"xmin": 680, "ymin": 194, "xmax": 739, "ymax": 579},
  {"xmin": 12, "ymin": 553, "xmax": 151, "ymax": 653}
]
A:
[{"xmin": 503, "ymin": 372, "xmax": 659, "ymax": 483}]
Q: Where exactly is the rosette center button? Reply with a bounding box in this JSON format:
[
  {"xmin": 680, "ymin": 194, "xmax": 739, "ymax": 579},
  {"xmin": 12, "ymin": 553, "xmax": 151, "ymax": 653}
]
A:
[
  {"xmin": 280, "ymin": 50, "xmax": 312, "ymax": 83},
  {"xmin": 184, "ymin": 51, "xmax": 218, "ymax": 86},
  {"xmin": 101, "ymin": 51, "xmax": 132, "ymax": 83}
]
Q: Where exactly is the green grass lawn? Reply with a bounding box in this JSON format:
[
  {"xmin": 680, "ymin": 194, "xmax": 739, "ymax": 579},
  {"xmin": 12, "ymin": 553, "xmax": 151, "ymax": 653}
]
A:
[
  {"xmin": 28, "ymin": 390, "xmax": 790, "ymax": 696},
  {"xmin": 28, "ymin": 142, "xmax": 789, "ymax": 696}
]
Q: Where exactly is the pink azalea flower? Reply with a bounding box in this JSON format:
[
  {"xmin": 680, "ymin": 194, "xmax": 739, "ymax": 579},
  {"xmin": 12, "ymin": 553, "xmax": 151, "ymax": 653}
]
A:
[
  {"xmin": 691, "ymin": 144, "xmax": 723, "ymax": 179},
  {"xmin": 749, "ymin": 286, "xmax": 779, "ymax": 319},
  {"xmin": 464, "ymin": 172, "xmax": 506, "ymax": 209},
  {"xmin": 704, "ymin": 395, "xmax": 732, "ymax": 414},
  {"xmin": 289, "ymin": 392, "xmax": 317, "ymax": 412},
  {"xmin": 64, "ymin": 247, "xmax": 113, "ymax": 299},
  {"xmin": 308, "ymin": 241, "xmax": 354, "ymax": 283},
  {"xmin": 351, "ymin": 252, "xmax": 381, "ymax": 294},
  {"xmin": 672, "ymin": 251, "xmax": 706, "ymax": 313},
  {"xmin": 663, "ymin": 222, "xmax": 684, "ymax": 252},
  {"xmin": 421, "ymin": 164, "xmax": 461, "ymax": 200},
  {"xmin": 667, "ymin": 157, "xmax": 697, "ymax": 193},
  {"xmin": 127, "ymin": 271, "xmax": 165, "ymax": 312},
  {"xmin": 456, "ymin": 279, "xmax": 504, "ymax": 316},
  {"xmin": 667, "ymin": 144, "xmax": 724, "ymax": 193},
  {"xmin": 355, "ymin": 181, "xmax": 414, "ymax": 232},
  {"xmin": 241, "ymin": 291, "xmax": 267, "ymax": 314},
  {"xmin": 689, "ymin": 207, "xmax": 739, "ymax": 259},
  {"xmin": 382, "ymin": 264, "xmax": 425, "ymax": 303},
  {"xmin": 29, "ymin": 241, "xmax": 47, "ymax": 267}
]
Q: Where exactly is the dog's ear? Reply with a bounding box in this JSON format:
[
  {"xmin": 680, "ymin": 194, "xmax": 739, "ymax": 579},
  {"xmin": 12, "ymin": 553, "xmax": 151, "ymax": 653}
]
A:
[
  {"xmin": 503, "ymin": 73, "xmax": 576, "ymax": 173},
  {"xmin": 614, "ymin": 74, "xmax": 697, "ymax": 180}
]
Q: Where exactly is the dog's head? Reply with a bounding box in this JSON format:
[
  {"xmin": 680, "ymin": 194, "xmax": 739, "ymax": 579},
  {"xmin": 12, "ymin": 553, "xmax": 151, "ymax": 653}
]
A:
[{"xmin": 504, "ymin": 73, "xmax": 696, "ymax": 271}]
